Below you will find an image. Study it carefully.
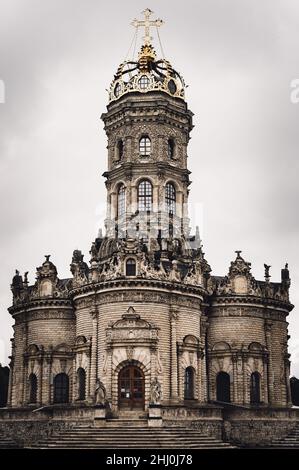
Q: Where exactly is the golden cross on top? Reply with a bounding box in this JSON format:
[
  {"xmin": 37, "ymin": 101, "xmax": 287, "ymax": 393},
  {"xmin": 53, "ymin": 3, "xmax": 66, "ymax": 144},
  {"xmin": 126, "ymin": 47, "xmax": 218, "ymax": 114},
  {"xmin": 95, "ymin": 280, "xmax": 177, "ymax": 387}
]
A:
[{"xmin": 131, "ymin": 8, "xmax": 164, "ymax": 46}]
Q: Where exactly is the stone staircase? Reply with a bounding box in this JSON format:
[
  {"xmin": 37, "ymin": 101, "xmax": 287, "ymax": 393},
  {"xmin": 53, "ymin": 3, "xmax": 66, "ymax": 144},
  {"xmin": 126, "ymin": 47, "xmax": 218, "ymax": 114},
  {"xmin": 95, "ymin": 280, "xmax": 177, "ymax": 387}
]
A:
[
  {"xmin": 28, "ymin": 424, "xmax": 236, "ymax": 449},
  {"xmin": 267, "ymin": 423, "xmax": 299, "ymax": 448},
  {"xmin": 0, "ymin": 430, "xmax": 19, "ymax": 449}
]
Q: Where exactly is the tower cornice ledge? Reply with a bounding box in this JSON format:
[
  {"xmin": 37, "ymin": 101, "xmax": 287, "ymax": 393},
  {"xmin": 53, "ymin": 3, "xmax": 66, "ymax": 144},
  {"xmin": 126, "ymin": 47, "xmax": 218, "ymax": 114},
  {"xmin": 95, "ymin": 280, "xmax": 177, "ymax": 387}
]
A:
[
  {"xmin": 210, "ymin": 294, "xmax": 293, "ymax": 313},
  {"xmin": 69, "ymin": 277, "xmax": 207, "ymax": 300},
  {"xmin": 8, "ymin": 297, "xmax": 73, "ymax": 316}
]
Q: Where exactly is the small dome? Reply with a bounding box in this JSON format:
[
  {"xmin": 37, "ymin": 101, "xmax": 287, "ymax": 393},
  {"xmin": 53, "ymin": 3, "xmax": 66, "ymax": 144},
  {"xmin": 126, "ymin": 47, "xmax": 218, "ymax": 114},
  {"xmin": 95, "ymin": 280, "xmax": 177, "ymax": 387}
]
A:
[{"xmin": 109, "ymin": 44, "xmax": 185, "ymax": 103}]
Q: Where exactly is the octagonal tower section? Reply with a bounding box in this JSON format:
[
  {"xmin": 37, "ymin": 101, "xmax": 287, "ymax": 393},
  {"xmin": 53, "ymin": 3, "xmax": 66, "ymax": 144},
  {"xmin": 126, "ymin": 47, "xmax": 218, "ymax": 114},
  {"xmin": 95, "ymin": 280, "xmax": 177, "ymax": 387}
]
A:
[
  {"xmin": 207, "ymin": 252, "xmax": 293, "ymax": 407},
  {"xmin": 8, "ymin": 257, "xmax": 74, "ymax": 407}
]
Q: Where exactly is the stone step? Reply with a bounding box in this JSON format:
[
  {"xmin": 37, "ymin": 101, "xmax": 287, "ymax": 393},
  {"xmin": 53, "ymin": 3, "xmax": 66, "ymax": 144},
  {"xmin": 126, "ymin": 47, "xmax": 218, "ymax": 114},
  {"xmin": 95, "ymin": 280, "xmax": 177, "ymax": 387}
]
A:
[
  {"xmin": 267, "ymin": 423, "xmax": 299, "ymax": 448},
  {"xmin": 32, "ymin": 442, "xmax": 233, "ymax": 449},
  {"xmin": 43, "ymin": 437, "xmax": 228, "ymax": 443},
  {"xmin": 28, "ymin": 425, "xmax": 236, "ymax": 449}
]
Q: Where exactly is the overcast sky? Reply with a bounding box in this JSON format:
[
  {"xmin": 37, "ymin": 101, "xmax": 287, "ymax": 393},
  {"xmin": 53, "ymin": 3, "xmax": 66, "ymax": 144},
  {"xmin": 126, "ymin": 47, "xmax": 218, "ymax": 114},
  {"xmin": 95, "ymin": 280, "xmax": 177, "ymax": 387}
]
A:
[{"xmin": 0, "ymin": 0, "xmax": 299, "ymax": 375}]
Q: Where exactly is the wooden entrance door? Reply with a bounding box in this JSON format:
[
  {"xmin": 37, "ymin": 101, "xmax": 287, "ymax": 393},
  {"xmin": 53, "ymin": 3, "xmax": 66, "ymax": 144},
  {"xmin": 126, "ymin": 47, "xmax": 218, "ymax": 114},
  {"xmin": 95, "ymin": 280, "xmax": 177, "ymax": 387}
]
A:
[{"xmin": 118, "ymin": 365, "xmax": 144, "ymax": 410}]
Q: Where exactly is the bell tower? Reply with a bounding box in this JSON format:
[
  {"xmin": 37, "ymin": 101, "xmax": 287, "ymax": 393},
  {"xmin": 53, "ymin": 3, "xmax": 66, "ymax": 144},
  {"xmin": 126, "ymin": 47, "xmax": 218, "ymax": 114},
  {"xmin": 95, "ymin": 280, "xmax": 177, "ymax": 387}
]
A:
[{"xmin": 101, "ymin": 9, "xmax": 194, "ymax": 249}]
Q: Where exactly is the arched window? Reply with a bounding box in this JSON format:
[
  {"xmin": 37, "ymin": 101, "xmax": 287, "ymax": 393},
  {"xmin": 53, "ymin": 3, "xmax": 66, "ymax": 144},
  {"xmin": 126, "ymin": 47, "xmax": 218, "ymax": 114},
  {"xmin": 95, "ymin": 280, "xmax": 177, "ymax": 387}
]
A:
[
  {"xmin": 114, "ymin": 83, "xmax": 121, "ymax": 98},
  {"xmin": 138, "ymin": 75, "xmax": 150, "ymax": 90},
  {"xmin": 117, "ymin": 140, "xmax": 124, "ymax": 160},
  {"xmin": 184, "ymin": 367, "xmax": 195, "ymax": 400},
  {"xmin": 29, "ymin": 373, "xmax": 37, "ymax": 404},
  {"xmin": 54, "ymin": 373, "xmax": 69, "ymax": 404},
  {"xmin": 139, "ymin": 136, "xmax": 151, "ymax": 157},
  {"xmin": 168, "ymin": 138, "xmax": 175, "ymax": 159},
  {"xmin": 250, "ymin": 372, "xmax": 261, "ymax": 404},
  {"xmin": 138, "ymin": 180, "xmax": 153, "ymax": 212},
  {"xmin": 165, "ymin": 183, "xmax": 176, "ymax": 215},
  {"xmin": 126, "ymin": 258, "xmax": 136, "ymax": 277},
  {"xmin": 77, "ymin": 368, "xmax": 86, "ymax": 401},
  {"xmin": 216, "ymin": 372, "xmax": 231, "ymax": 403},
  {"xmin": 117, "ymin": 184, "xmax": 126, "ymax": 217}
]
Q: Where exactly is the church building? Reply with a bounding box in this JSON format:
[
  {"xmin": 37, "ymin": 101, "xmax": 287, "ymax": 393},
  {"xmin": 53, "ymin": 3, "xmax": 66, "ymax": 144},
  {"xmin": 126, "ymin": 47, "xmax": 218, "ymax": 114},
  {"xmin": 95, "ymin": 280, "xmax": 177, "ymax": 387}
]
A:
[{"xmin": 2, "ymin": 10, "xmax": 298, "ymax": 448}]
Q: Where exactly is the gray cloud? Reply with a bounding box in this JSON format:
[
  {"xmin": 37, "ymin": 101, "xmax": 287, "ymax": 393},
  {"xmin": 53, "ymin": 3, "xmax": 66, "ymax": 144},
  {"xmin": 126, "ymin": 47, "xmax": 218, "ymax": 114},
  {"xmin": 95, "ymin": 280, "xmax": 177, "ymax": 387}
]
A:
[{"xmin": 0, "ymin": 0, "xmax": 298, "ymax": 374}]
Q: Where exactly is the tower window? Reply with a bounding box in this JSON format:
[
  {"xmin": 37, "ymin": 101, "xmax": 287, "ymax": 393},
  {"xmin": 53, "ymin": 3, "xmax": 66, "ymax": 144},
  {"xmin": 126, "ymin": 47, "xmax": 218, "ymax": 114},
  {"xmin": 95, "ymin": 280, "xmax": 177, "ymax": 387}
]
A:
[
  {"xmin": 138, "ymin": 180, "xmax": 153, "ymax": 212},
  {"xmin": 165, "ymin": 183, "xmax": 176, "ymax": 215},
  {"xmin": 250, "ymin": 372, "xmax": 261, "ymax": 404},
  {"xmin": 114, "ymin": 83, "xmax": 121, "ymax": 98},
  {"xmin": 117, "ymin": 140, "xmax": 124, "ymax": 160},
  {"xmin": 184, "ymin": 367, "xmax": 195, "ymax": 400},
  {"xmin": 126, "ymin": 258, "xmax": 136, "ymax": 277},
  {"xmin": 29, "ymin": 373, "xmax": 37, "ymax": 404},
  {"xmin": 117, "ymin": 184, "xmax": 126, "ymax": 217},
  {"xmin": 54, "ymin": 373, "xmax": 69, "ymax": 404},
  {"xmin": 216, "ymin": 372, "xmax": 231, "ymax": 403},
  {"xmin": 168, "ymin": 138, "xmax": 175, "ymax": 159},
  {"xmin": 139, "ymin": 136, "xmax": 151, "ymax": 157},
  {"xmin": 77, "ymin": 368, "xmax": 86, "ymax": 401},
  {"xmin": 139, "ymin": 75, "xmax": 150, "ymax": 90}
]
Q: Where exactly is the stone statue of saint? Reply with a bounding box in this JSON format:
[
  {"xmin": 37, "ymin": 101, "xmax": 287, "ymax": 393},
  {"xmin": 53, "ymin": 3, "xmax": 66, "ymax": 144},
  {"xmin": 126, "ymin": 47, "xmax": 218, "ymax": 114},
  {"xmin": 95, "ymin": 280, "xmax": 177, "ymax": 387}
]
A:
[
  {"xmin": 95, "ymin": 378, "xmax": 106, "ymax": 405},
  {"xmin": 150, "ymin": 377, "xmax": 162, "ymax": 404},
  {"xmin": 264, "ymin": 264, "xmax": 271, "ymax": 279}
]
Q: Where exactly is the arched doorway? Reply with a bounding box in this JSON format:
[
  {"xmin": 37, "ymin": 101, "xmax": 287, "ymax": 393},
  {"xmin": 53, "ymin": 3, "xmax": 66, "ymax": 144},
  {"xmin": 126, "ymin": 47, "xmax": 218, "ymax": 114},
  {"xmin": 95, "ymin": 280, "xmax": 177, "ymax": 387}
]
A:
[
  {"xmin": 216, "ymin": 371, "xmax": 231, "ymax": 403},
  {"xmin": 118, "ymin": 365, "xmax": 144, "ymax": 410},
  {"xmin": 54, "ymin": 373, "xmax": 69, "ymax": 404},
  {"xmin": 250, "ymin": 372, "xmax": 261, "ymax": 404}
]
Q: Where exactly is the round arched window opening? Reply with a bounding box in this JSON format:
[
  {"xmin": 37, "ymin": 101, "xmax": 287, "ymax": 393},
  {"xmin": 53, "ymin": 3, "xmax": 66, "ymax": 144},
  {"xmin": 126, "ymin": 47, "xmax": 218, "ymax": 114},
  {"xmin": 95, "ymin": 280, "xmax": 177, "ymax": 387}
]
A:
[
  {"xmin": 184, "ymin": 367, "xmax": 195, "ymax": 400},
  {"xmin": 139, "ymin": 136, "xmax": 151, "ymax": 157},
  {"xmin": 250, "ymin": 372, "xmax": 261, "ymax": 404},
  {"xmin": 117, "ymin": 140, "xmax": 124, "ymax": 160},
  {"xmin": 54, "ymin": 373, "xmax": 69, "ymax": 404},
  {"xmin": 165, "ymin": 183, "xmax": 176, "ymax": 215},
  {"xmin": 138, "ymin": 75, "xmax": 150, "ymax": 90},
  {"xmin": 168, "ymin": 138, "xmax": 175, "ymax": 159},
  {"xmin": 77, "ymin": 368, "xmax": 86, "ymax": 401},
  {"xmin": 117, "ymin": 184, "xmax": 126, "ymax": 218},
  {"xmin": 29, "ymin": 373, "xmax": 38, "ymax": 404},
  {"xmin": 168, "ymin": 79, "xmax": 177, "ymax": 95},
  {"xmin": 216, "ymin": 372, "xmax": 231, "ymax": 403},
  {"xmin": 126, "ymin": 258, "xmax": 136, "ymax": 277},
  {"xmin": 114, "ymin": 83, "xmax": 121, "ymax": 98},
  {"xmin": 138, "ymin": 180, "xmax": 153, "ymax": 212}
]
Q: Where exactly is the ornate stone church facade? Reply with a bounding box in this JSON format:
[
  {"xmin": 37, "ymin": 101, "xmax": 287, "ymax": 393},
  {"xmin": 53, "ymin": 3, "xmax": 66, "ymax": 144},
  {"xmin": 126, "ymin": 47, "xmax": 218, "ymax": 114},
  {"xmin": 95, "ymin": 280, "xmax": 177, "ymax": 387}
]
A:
[{"xmin": 4, "ymin": 10, "xmax": 297, "ymax": 445}]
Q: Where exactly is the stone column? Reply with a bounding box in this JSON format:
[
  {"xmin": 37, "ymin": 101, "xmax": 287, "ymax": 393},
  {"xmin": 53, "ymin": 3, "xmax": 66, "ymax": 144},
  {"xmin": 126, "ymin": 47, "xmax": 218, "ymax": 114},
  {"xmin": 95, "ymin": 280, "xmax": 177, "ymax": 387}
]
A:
[
  {"xmin": 242, "ymin": 355, "xmax": 248, "ymax": 404},
  {"xmin": 72, "ymin": 354, "xmax": 77, "ymax": 402},
  {"xmin": 200, "ymin": 317, "xmax": 208, "ymax": 402},
  {"xmin": 22, "ymin": 357, "xmax": 28, "ymax": 405},
  {"xmin": 124, "ymin": 136, "xmax": 132, "ymax": 163},
  {"xmin": 176, "ymin": 191, "xmax": 183, "ymax": 219},
  {"xmin": 125, "ymin": 175, "xmax": 133, "ymax": 217},
  {"xmin": 90, "ymin": 309, "xmax": 99, "ymax": 401},
  {"xmin": 232, "ymin": 354, "xmax": 238, "ymax": 403},
  {"xmin": 153, "ymin": 185, "xmax": 159, "ymax": 212},
  {"xmin": 169, "ymin": 308, "xmax": 179, "ymax": 401},
  {"xmin": 110, "ymin": 192, "xmax": 117, "ymax": 221},
  {"xmin": 285, "ymin": 356, "xmax": 292, "ymax": 406},
  {"xmin": 7, "ymin": 358, "xmax": 14, "ymax": 407},
  {"xmin": 262, "ymin": 355, "xmax": 269, "ymax": 404},
  {"xmin": 38, "ymin": 356, "xmax": 43, "ymax": 405},
  {"xmin": 106, "ymin": 347, "xmax": 113, "ymax": 406},
  {"xmin": 47, "ymin": 356, "xmax": 53, "ymax": 404},
  {"xmin": 265, "ymin": 320, "xmax": 274, "ymax": 404},
  {"xmin": 87, "ymin": 343, "xmax": 92, "ymax": 401},
  {"xmin": 197, "ymin": 349, "xmax": 203, "ymax": 402}
]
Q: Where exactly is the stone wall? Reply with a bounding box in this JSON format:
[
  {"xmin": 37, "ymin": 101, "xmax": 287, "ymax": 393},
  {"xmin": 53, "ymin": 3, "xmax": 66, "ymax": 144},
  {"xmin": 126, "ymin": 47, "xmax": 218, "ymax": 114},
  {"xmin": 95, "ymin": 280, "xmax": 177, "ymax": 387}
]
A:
[{"xmin": 223, "ymin": 407, "xmax": 299, "ymax": 447}]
